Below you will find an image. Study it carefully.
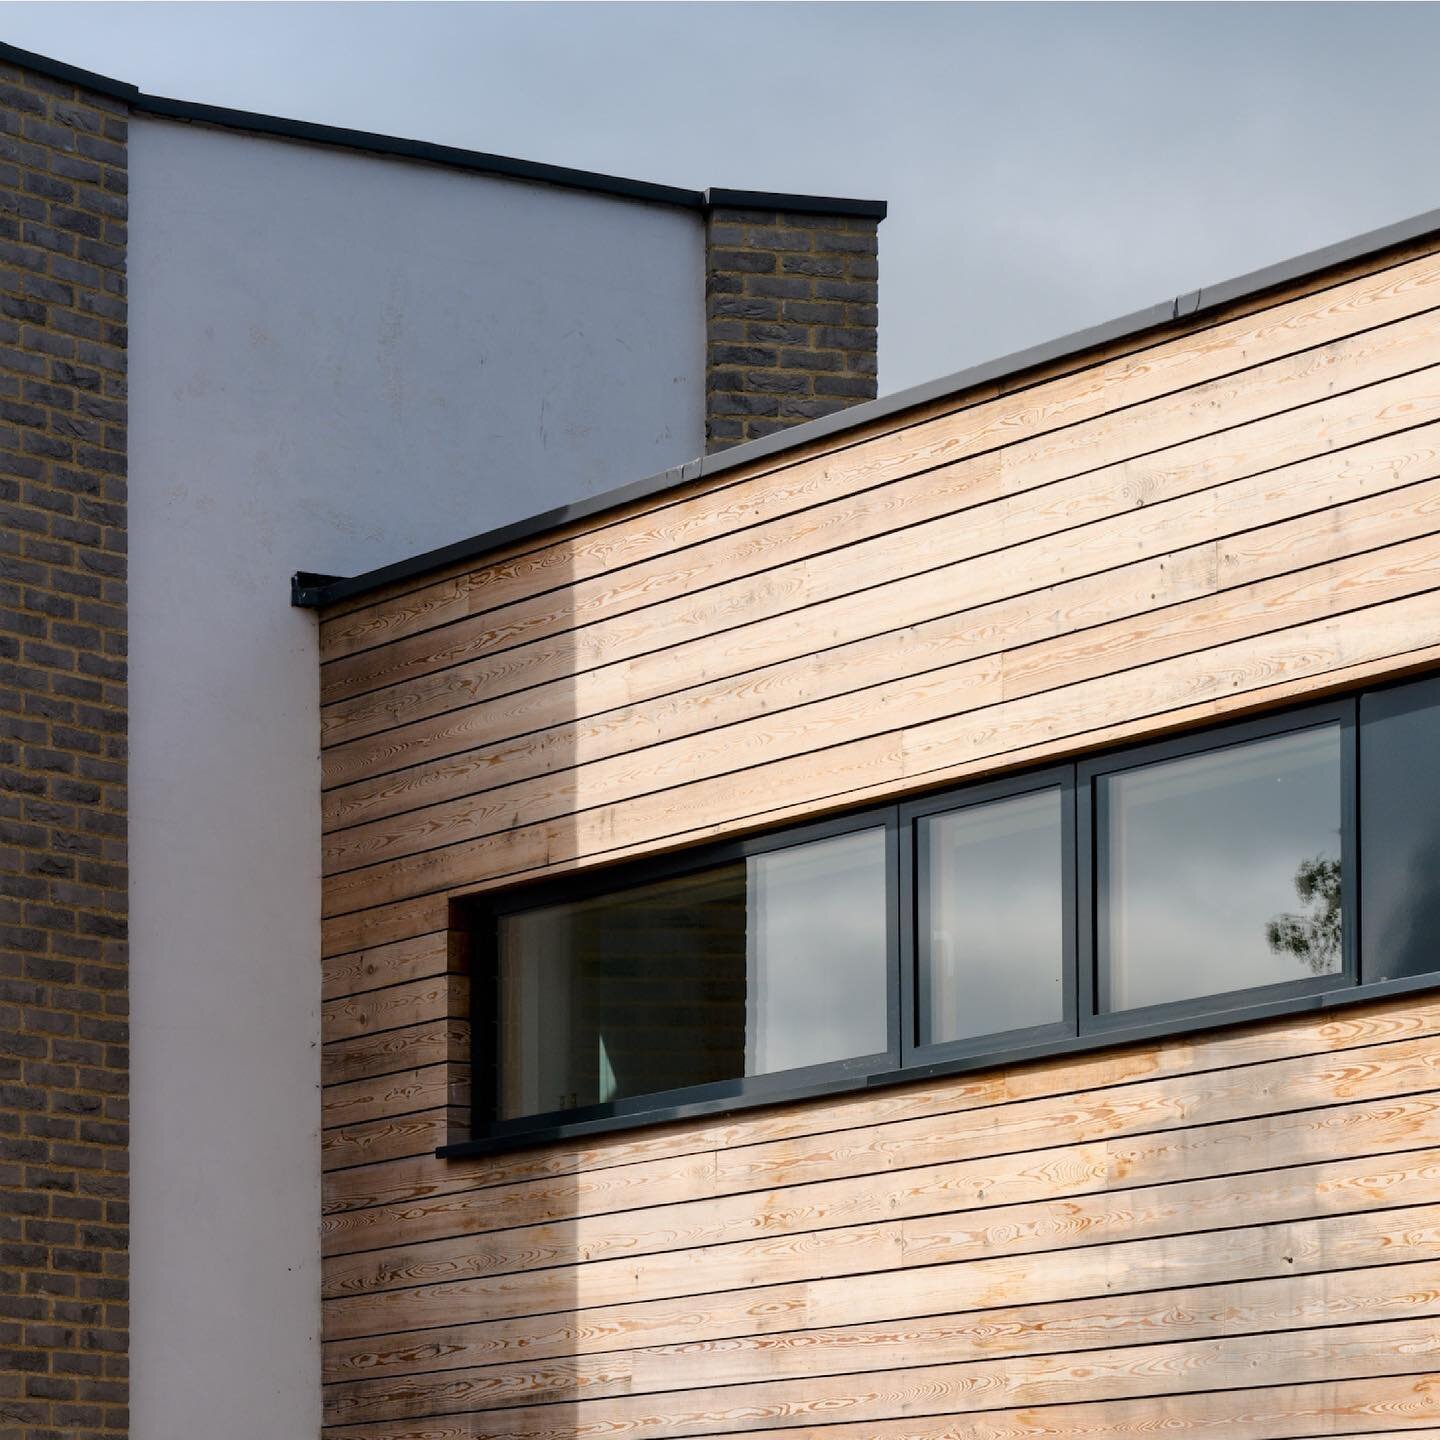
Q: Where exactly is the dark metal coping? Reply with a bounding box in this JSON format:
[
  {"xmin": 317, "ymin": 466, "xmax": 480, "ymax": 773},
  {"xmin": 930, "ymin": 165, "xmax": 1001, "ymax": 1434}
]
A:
[
  {"xmin": 0, "ymin": 39, "xmax": 887, "ymax": 217},
  {"xmin": 291, "ymin": 196, "xmax": 1440, "ymax": 610}
]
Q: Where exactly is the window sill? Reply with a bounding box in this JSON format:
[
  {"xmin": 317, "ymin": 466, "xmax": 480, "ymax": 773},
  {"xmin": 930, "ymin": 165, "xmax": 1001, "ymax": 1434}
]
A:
[{"xmin": 436, "ymin": 969, "xmax": 1440, "ymax": 1163}]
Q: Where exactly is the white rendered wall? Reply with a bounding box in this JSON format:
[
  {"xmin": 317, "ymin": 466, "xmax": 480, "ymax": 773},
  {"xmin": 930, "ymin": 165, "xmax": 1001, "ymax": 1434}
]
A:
[{"xmin": 126, "ymin": 118, "xmax": 704, "ymax": 1439}]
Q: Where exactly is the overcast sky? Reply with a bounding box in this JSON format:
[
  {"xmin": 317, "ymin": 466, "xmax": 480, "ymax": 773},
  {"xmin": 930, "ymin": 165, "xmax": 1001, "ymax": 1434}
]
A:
[{"xmin": 3, "ymin": 2, "xmax": 1439, "ymax": 393}]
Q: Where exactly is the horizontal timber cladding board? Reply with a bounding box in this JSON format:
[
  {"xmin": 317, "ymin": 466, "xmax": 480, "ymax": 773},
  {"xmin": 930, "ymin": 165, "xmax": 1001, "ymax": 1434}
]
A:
[
  {"xmin": 322, "ymin": 502, "xmax": 1440, "ymax": 851},
  {"xmin": 321, "ymin": 354, "xmax": 1440, "ymax": 777},
  {"xmin": 327, "ymin": 1315, "xmax": 1440, "ymax": 1440},
  {"xmin": 323, "ymin": 977, "xmax": 470, "ymax": 1044},
  {"xmin": 322, "ymin": 1110, "xmax": 461, "ymax": 1172},
  {"xmin": 320, "ymin": 1109, "xmax": 1440, "ymax": 1299},
  {"xmin": 320, "ymin": 307, "xmax": 1440, "ymax": 719},
  {"xmin": 324, "ymin": 897, "xmax": 450, "ymax": 964},
  {"xmin": 323, "ymin": 1260, "xmax": 1440, "ymax": 1413},
  {"xmin": 321, "ymin": 997, "xmax": 1440, "ymax": 1218},
  {"xmin": 313, "ymin": 253, "xmax": 1440, "ymax": 1440},
  {"xmin": 321, "ymin": 1086, "xmax": 1440, "ymax": 1259},
  {"xmin": 321, "ymin": 312, "xmax": 1440, "ymax": 722},
  {"xmin": 321, "ymin": 1064, "xmax": 470, "ymax": 1131},
  {"xmin": 321, "ymin": 425, "xmax": 1440, "ymax": 834},
  {"xmin": 314, "ymin": 231, "xmax": 1440, "ymax": 630},
  {"xmin": 323, "ymin": 931, "xmax": 456, "ymax": 1003},
  {"xmin": 707, "ymin": 1034, "xmax": 1440, "ymax": 1192},
  {"xmin": 317, "ymin": 633, "xmax": 1440, "ymax": 958},
  {"xmin": 316, "ymin": 1377, "xmax": 1440, "ymax": 1440},
  {"xmin": 321, "ymin": 1132, "xmax": 1440, "ymax": 1331},
  {"xmin": 323, "ymin": 1020, "xmax": 470, "ymax": 1088},
  {"xmin": 320, "ymin": 585, "xmax": 1440, "ymax": 915},
  {"xmin": 321, "ymin": 1192, "xmax": 1440, "ymax": 1346},
  {"xmin": 323, "ymin": 505, "xmax": 1440, "ymax": 868},
  {"xmin": 322, "ymin": 343, "xmax": 1437, "ymax": 712},
  {"xmin": 318, "ymin": 245, "xmax": 1440, "ymax": 666}
]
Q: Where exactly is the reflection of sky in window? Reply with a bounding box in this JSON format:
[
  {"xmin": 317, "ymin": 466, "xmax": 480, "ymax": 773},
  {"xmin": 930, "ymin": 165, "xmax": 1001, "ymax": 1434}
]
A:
[
  {"xmin": 1101, "ymin": 725, "xmax": 1342, "ymax": 1011},
  {"xmin": 1360, "ymin": 676, "xmax": 1440, "ymax": 982},
  {"xmin": 747, "ymin": 829, "xmax": 889, "ymax": 1074},
  {"xmin": 923, "ymin": 789, "xmax": 1063, "ymax": 1044}
]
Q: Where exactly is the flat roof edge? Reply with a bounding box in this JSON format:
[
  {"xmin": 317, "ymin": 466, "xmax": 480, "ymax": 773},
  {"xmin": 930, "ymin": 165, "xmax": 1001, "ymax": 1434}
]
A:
[
  {"xmin": 133, "ymin": 94, "xmax": 703, "ymax": 208},
  {"xmin": 705, "ymin": 189, "xmax": 888, "ymax": 222},
  {"xmin": 0, "ymin": 40, "xmax": 886, "ymax": 217},
  {"xmin": 293, "ymin": 197, "xmax": 1440, "ymax": 611},
  {"xmin": 0, "ymin": 39, "xmax": 139, "ymax": 101}
]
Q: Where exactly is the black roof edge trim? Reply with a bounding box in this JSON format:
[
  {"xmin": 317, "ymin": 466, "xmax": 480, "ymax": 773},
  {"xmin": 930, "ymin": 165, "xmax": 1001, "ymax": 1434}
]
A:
[
  {"xmin": 291, "ymin": 572, "xmax": 343, "ymax": 608},
  {"xmin": 294, "ymin": 198, "xmax": 1440, "ymax": 611},
  {"xmin": 0, "ymin": 40, "xmax": 885, "ymax": 218},
  {"xmin": 705, "ymin": 189, "xmax": 888, "ymax": 221},
  {"xmin": 299, "ymin": 460, "xmax": 705, "ymax": 610},
  {"xmin": 0, "ymin": 39, "xmax": 139, "ymax": 101},
  {"xmin": 134, "ymin": 94, "xmax": 704, "ymax": 208}
]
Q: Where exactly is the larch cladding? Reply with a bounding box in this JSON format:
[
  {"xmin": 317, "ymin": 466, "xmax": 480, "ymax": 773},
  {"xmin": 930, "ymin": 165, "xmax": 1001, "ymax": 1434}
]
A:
[
  {"xmin": 316, "ymin": 232, "xmax": 1440, "ymax": 1439},
  {"xmin": 0, "ymin": 56, "xmax": 129, "ymax": 1440}
]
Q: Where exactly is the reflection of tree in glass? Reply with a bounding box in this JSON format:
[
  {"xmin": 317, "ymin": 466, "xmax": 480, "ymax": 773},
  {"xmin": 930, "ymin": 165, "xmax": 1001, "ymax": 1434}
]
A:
[{"xmin": 1265, "ymin": 856, "xmax": 1341, "ymax": 975}]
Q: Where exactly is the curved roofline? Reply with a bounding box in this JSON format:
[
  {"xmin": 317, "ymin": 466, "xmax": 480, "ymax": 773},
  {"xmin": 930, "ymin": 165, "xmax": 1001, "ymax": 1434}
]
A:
[
  {"xmin": 0, "ymin": 39, "xmax": 885, "ymax": 217},
  {"xmin": 291, "ymin": 197, "xmax": 1440, "ymax": 609}
]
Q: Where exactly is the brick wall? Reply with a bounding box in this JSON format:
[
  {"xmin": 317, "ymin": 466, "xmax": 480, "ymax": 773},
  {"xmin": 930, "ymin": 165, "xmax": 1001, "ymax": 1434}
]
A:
[
  {"xmin": 704, "ymin": 206, "xmax": 880, "ymax": 451},
  {"xmin": 0, "ymin": 58, "xmax": 129, "ymax": 1440}
]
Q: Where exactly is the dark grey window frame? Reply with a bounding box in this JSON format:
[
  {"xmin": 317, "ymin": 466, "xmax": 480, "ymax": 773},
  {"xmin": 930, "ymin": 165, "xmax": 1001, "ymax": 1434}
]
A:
[
  {"xmin": 900, "ymin": 765, "xmax": 1078, "ymax": 1070},
  {"xmin": 1077, "ymin": 698, "xmax": 1359, "ymax": 1035},
  {"xmin": 460, "ymin": 805, "xmax": 903, "ymax": 1154},
  {"xmin": 439, "ymin": 683, "xmax": 1436, "ymax": 1162}
]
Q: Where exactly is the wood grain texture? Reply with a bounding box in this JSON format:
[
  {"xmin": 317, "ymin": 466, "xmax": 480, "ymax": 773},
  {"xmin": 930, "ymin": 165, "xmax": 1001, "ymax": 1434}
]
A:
[
  {"xmin": 322, "ymin": 1086, "xmax": 1440, "ymax": 1257},
  {"xmin": 324, "ymin": 1260, "xmax": 1440, "ymax": 1411},
  {"xmin": 320, "ymin": 366, "xmax": 1440, "ymax": 771},
  {"xmin": 318, "ymin": 246, "xmax": 1440, "ymax": 668},
  {"xmin": 321, "ymin": 995, "xmax": 1440, "ymax": 1218},
  {"xmin": 322, "ymin": 587, "xmax": 1440, "ymax": 915},
  {"xmin": 322, "ymin": 1197, "xmax": 1440, "ymax": 1346},
  {"xmin": 312, "ymin": 225, "xmax": 1440, "ymax": 632},
  {"xmin": 327, "ymin": 1317, "xmax": 1440, "ymax": 1438},
  {"xmin": 317, "ymin": 237, "xmax": 1440, "ymax": 1440},
  {"xmin": 323, "ymin": 977, "xmax": 470, "ymax": 1043},
  {"xmin": 322, "ymin": 1019, "xmax": 470, "ymax": 1088},
  {"xmin": 323, "ymin": 1201, "xmax": 1440, "ymax": 1382},
  {"xmin": 323, "ymin": 509, "xmax": 1440, "ymax": 869},
  {"xmin": 319, "ymin": 305, "xmax": 1440, "ymax": 714},
  {"xmin": 323, "ymin": 931, "xmax": 455, "ymax": 1002},
  {"xmin": 321, "ymin": 411, "xmax": 1440, "ymax": 830},
  {"xmin": 323, "ymin": 1371, "xmax": 1440, "ymax": 1440},
  {"xmin": 321, "ymin": 1133, "xmax": 1440, "ymax": 1302}
]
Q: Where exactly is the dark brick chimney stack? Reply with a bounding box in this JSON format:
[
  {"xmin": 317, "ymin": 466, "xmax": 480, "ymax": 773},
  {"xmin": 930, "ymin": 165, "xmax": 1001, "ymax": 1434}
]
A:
[{"xmin": 703, "ymin": 192, "xmax": 884, "ymax": 452}]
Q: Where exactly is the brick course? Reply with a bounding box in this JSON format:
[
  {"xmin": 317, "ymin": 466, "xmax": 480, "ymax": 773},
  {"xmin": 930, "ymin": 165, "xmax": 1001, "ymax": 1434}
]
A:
[
  {"xmin": 0, "ymin": 60, "xmax": 128, "ymax": 1440},
  {"xmin": 704, "ymin": 207, "xmax": 880, "ymax": 451}
]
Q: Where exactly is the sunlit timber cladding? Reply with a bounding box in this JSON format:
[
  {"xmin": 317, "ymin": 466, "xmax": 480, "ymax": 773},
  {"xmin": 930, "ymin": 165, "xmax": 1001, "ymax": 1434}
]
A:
[{"xmin": 314, "ymin": 225, "xmax": 1440, "ymax": 1440}]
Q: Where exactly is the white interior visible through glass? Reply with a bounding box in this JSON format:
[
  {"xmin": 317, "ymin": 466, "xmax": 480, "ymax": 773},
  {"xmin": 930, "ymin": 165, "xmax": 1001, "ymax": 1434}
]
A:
[{"xmin": 495, "ymin": 827, "xmax": 888, "ymax": 1121}]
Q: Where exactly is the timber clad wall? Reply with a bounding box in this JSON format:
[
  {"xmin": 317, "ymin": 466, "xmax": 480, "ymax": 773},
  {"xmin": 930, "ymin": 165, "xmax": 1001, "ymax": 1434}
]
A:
[
  {"xmin": 318, "ymin": 235, "xmax": 1440, "ymax": 1438},
  {"xmin": 0, "ymin": 59, "xmax": 129, "ymax": 1440}
]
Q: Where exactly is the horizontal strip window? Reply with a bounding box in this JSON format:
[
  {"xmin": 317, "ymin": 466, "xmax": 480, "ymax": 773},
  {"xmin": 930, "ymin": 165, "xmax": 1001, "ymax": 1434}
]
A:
[{"xmin": 442, "ymin": 670, "xmax": 1440, "ymax": 1159}]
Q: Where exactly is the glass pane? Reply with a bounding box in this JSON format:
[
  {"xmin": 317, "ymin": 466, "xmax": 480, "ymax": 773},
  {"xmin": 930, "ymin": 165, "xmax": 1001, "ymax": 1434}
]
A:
[
  {"xmin": 1098, "ymin": 724, "xmax": 1343, "ymax": 1013},
  {"xmin": 744, "ymin": 831, "xmax": 891, "ymax": 1074},
  {"xmin": 1361, "ymin": 675, "xmax": 1440, "ymax": 983},
  {"xmin": 494, "ymin": 828, "xmax": 888, "ymax": 1120},
  {"xmin": 919, "ymin": 788, "xmax": 1064, "ymax": 1045}
]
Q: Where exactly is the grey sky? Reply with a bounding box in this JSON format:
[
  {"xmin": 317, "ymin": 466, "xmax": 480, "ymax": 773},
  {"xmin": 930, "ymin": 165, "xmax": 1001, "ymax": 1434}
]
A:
[{"xmin": 4, "ymin": 2, "xmax": 1439, "ymax": 393}]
